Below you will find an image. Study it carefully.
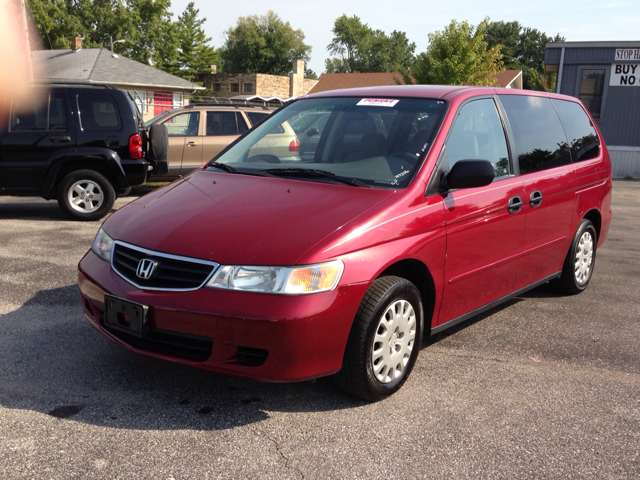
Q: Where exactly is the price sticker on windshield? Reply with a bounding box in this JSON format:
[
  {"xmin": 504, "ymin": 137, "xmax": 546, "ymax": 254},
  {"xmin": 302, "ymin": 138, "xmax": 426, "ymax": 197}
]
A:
[{"xmin": 356, "ymin": 98, "xmax": 399, "ymax": 107}]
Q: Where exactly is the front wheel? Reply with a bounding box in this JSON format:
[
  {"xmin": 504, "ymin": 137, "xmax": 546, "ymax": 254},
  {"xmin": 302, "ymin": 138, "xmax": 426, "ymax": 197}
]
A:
[
  {"xmin": 553, "ymin": 219, "xmax": 597, "ymax": 294},
  {"xmin": 57, "ymin": 170, "xmax": 116, "ymax": 221},
  {"xmin": 334, "ymin": 276, "xmax": 423, "ymax": 401}
]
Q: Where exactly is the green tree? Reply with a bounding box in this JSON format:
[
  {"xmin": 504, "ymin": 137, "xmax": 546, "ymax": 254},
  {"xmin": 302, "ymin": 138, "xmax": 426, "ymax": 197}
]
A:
[
  {"xmin": 26, "ymin": 0, "xmax": 178, "ymax": 71},
  {"xmin": 408, "ymin": 18, "xmax": 503, "ymax": 86},
  {"xmin": 173, "ymin": 2, "xmax": 220, "ymax": 80},
  {"xmin": 221, "ymin": 11, "xmax": 311, "ymax": 74},
  {"xmin": 485, "ymin": 20, "xmax": 565, "ymax": 90},
  {"xmin": 325, "ymin": 15, "xmax": 415, "ymax": 74}
]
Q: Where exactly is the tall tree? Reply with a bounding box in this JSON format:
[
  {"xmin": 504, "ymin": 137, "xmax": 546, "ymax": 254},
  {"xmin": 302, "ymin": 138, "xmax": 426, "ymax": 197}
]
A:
[
  {"xmin": 408, "ymin": 18, "xmax": 503, "ymax": 86},
  {"xmin": 485, "ymin": 20, "xmax": 565, "ymax": 90},
  {"xmin": 325, "ymin": 15, "xmax": 415, "ymax": 74},
  {"xmin": 26, "ymin": 0, "xmax": 178, "ymax": 70},
  {"xmin": 173, "ymin": 2, "xmax": 220, "ymax": 80},
  {"xmin": 221, "ymin": 11, "xmax": 311, "ymax": 74}
]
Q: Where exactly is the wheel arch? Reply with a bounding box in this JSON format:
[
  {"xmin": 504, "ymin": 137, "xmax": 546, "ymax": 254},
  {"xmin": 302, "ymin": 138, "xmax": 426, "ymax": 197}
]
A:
[
  {"xmin": 583, "ymin": 208, "xmax": 602, "ymax": 241},
  {"xmin": 378, "ymin": 258, "xmax": 436, "ymax": 334},
  {"xmin": 43, "ymin": 151, "xmax": 126, "ymax": 199}
]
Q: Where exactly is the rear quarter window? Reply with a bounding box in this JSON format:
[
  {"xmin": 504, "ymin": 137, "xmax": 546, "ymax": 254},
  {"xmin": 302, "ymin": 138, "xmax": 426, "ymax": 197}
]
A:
[
  {"xmin": 499, "ymin": 95, "xmax": 571, "ymax": 175},
  {"xmin": 77, "ymin": 94, "xmax": 122, "ymax": 131},
  {"xmin": 551, "ymin": 99, "xmax": 600, "ymax": 162}
]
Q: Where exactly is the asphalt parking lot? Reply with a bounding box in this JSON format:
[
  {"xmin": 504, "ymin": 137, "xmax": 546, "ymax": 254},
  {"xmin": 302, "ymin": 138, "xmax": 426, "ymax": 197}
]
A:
[{"xmin": 1, "ymin": 181, "xmax": 639, "ymax": 479}]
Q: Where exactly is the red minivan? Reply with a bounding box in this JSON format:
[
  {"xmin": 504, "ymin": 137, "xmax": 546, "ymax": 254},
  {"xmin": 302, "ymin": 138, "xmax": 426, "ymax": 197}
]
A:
[{"xmin": 78, "ymin": 85, "xmax": 612, "ymax": 401}]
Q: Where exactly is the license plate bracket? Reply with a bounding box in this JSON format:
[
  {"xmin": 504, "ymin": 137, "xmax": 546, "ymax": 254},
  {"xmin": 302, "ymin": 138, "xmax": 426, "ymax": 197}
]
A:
[{"xmin": 104, "ymin": 294, "xmax": 149, "ymax": 338}]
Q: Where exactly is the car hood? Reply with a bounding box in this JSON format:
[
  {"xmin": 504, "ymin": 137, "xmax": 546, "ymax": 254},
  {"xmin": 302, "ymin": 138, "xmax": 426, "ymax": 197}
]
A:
[{"xmin": 103, "ymin": 170, "xmax": 396, "ymax": 265}]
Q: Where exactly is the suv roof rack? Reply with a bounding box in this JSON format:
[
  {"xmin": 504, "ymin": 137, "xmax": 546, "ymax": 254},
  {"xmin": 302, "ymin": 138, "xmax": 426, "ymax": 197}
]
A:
[
  {"xmin": 32, "ymin": 81, "xmax": 117, "ymax": 89},
  {"xmin": 186, "ymin": 102, "xmax": 272, "ymax": 110}
]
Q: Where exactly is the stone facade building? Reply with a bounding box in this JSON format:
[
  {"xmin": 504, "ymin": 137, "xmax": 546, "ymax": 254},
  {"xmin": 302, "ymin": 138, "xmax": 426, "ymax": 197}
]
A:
[{"xmin": 198, "ymin": 60, "xmax": 318, "ymax": 102}]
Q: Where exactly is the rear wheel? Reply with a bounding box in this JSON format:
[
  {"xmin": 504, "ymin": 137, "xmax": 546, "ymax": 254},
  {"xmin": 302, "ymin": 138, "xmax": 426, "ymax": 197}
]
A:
[
  {"xmin": 553, "ymin": 219, "xmax": 597, "ymax": 294},
  {"xmin": 57, "ymin": 170, "xmax": 115, "ymax": 221},
  {"xmin": 334, "ymin": 276, "xmax": 423, "ymax": 401}
]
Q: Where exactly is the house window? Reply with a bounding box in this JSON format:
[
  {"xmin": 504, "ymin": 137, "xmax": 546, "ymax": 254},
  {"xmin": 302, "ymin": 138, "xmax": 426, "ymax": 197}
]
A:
[
  {"xmin": 129, "ymin": 90, "xmax": 147, "ymax": 113},
  {"xmin": 230, "ymin": 83, "xmax": 239, "ymax": 93},
  {"xmin": 243, "ymin": 83, "xmax": 253, "ymax": 93},
  {"xmin": 173, "ymin": 92, "xmax": 184, "ymax": 107},
  {"xmin": 213, "ymin": 83, "xmax": 221, "ymax": 93},
  {"xmin": 579, "ymin": 69, "xmax": 605, "ymax": 119}
]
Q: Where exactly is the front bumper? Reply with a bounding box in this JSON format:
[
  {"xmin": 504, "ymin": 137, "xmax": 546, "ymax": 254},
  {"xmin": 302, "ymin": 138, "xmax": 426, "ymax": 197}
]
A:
[{"xmin": 78, "ymin": 251, "xmax": 370, "ymax": 382}]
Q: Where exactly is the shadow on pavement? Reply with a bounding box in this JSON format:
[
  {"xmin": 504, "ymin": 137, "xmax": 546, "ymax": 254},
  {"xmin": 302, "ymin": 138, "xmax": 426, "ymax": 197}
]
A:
[{"xmin": 0, "ymin": 285, "xmax": 366, "ymax": 432}]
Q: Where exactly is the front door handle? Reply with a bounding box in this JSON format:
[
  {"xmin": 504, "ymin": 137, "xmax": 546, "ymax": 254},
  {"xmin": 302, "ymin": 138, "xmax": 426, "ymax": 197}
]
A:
[
  {"xmin": 529, "ymin": 190, "xmax": 543, "ymax": 207},
  {"xmin": 50, "ymin": 136, "xmax": 71, "ymax": 143},
  {"xmin": 186, "ymin": 142, "xmax": 199, "ymax": 147},
  {"xmin": 508, "ymin": 196, "xmax": 523, "ymax": 214}
]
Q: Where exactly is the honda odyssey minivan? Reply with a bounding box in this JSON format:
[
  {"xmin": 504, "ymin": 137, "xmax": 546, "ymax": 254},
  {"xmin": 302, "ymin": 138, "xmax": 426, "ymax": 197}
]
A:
[{"xmin": 78, "ymin": 85, "xmax": 612, "ymax": 401}]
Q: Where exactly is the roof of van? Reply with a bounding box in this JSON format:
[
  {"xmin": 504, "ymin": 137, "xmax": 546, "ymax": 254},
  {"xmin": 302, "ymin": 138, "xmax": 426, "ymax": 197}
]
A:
[{"xmin": 304, "ymin": 84, "xmax": 488, "ymax": 99}]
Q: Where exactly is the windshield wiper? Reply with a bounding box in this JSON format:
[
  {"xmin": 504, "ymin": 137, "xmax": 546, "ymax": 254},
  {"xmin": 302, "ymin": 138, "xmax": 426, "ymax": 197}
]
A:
[
  {"xmin": 207, "ymin": 162, "xmax": 238, "ymax": 173},
  {"xmin": 263, "ymin": 168, "xmax": 371, "ymax": 187}
]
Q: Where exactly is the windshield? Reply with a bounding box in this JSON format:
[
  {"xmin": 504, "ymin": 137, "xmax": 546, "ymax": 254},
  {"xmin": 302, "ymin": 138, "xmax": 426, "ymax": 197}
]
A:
[
  {"xmin": 207, "ymin": 97, "xmax": 447, "ymax": 189},
  {"xmin": 144, "ymin": 109, "xmax": 175, "ymax": 128}
]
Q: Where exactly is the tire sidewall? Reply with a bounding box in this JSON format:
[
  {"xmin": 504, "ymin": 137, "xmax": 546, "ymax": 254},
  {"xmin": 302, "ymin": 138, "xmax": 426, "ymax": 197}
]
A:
[
  {"xmin": 363, "ymin": 280, "xmax": 424, "ymax": 398},
  {"xmin": 571, "ymin": 221, "xmax": 597, "ymax": 291},
  {"xmin": 58, "ymin": 170, "xmax": 115, "ymax": 221}
]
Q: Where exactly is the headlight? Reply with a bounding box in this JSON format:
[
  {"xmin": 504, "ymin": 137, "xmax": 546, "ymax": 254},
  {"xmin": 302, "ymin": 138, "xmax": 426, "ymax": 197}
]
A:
[
  {"xmin": 206, "ymin": 261, "xmax": 344, "ymax": 295},
  {"xmin": 92, "ymin": 228, "xmax": 114, "ymax": 262}
]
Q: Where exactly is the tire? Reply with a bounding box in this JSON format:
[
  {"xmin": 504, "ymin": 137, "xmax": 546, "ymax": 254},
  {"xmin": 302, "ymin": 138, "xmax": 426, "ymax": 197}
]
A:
[
  {"xmin": 552, "ymin": 219, "xmax": 597, "ymax": 295},
  {"xmin": 148, "ymin": 123, "xmax": 169, "ymax": 175},
  {"xmin": 334, "ymin": 276, "xmax": 424, "ymax": 401},
  {"xmin": 117, "ymin": 187, "xmax": 132, "ymax": 198},
  {"xmin": 57, "ymin": 170, "xmax": 116, "ymax": 221}
]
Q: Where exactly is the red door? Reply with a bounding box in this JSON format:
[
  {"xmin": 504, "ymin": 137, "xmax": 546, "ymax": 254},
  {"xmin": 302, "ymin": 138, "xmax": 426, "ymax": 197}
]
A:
[
  {"xmin": 438, "ymin": 178, "xmax": 526, "ymax": 324},
  {"xmin": 154, "ymin": 91, "xmax": 173, "ymax": 116}
]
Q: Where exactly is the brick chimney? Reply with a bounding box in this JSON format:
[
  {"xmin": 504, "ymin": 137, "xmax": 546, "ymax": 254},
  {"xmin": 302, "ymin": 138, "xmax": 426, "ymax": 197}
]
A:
[{"xmin": 71, "ymin": 36, "xmax": 82, "ymax": 51}]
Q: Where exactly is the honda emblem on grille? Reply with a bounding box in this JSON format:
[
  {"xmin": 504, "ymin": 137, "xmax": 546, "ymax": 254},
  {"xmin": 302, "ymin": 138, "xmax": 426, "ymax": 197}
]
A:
[{"xmin": 136, "ymin": 259, "xmax": 157, "ymax": 279}]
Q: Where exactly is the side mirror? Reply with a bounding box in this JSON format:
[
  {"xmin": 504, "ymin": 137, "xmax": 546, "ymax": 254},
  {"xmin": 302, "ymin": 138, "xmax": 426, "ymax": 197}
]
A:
[
  {"xmin": 441, "ymin": 159, "xmax": 495, "ymax": 191},
  {"xmin": 306, "ymin": 128, "xmax": 319, "ymax": 137}
]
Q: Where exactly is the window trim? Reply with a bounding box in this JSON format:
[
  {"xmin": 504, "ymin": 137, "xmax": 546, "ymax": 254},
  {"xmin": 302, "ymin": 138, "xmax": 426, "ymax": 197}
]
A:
[
  {"xmin": 575, "ymin": 65, "xmax": 610, "ymax": 124},
  {"xmin": 442, "ymin": 95, "xmax": 516, "ymax": 181}
]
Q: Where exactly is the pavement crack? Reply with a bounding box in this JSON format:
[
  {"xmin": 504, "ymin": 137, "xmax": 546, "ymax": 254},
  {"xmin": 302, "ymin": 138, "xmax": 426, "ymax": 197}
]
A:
[{"xmin": 263, "ymin": 432, "xmax": 304, "ymax": 480}]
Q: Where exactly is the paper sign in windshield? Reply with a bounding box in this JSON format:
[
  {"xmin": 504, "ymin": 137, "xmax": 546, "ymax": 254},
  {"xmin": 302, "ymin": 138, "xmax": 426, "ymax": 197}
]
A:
[{"xmin": 357, "ymin": 98, "xmax": 399, "ymax": 107}]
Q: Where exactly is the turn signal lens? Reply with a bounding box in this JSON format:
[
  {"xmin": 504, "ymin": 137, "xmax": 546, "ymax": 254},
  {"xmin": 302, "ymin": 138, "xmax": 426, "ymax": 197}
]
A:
[
  {"xmin": 207, "ymin": 261, "xmax": 344, "ymax": 295},
  {"xmin": 285, "ymin": 263, "xmax": 342, "ymax": 294}
]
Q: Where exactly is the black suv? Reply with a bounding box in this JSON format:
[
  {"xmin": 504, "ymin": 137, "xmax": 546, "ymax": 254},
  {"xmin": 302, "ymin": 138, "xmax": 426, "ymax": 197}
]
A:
[{"xmin": 0, "ymin": 83, "xmax": 157, "ymax": 220}]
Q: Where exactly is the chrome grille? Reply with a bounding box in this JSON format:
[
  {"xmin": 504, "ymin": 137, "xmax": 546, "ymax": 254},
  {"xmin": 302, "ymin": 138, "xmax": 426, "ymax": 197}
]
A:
[{"xmin": 111, "ymin": 241, "xmax": 218, "ymax": 291}]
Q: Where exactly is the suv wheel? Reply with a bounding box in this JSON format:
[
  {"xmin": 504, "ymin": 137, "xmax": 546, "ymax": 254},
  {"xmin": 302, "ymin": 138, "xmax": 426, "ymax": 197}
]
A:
[{"xmin": 57, "ymin": 170, "xmax": 116, "ymax": 221}]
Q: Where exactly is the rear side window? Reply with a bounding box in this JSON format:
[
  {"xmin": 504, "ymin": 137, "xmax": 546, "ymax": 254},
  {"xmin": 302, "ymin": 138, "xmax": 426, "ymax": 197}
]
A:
[
  {"xmin": 499, "ymin": 95, "xmax": 570, "ymax": 175},
  {"xmin": 445, "ymin": 98, "xmax": 511, "ymax": 177},
  {"xmin": 78, "ymin": 94, "xmax": 121, "ymax": 131},
  {"xmin": 551, "ymin": 99, "xmax": 600, "ymax": 162},
  {"xmin": 206, "ymin": 111, "xmax": 239, "ymax": 135},
  {"xmin": 247, "ymin": 111, "xmax": 270, "ymax": 126},
  {"xmin": 10, "ymin": 94, "xmax": 68, "ymax": 131}
]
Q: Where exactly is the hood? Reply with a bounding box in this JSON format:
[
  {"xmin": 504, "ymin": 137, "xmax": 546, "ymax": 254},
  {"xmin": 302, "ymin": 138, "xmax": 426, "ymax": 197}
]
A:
[{"xmin": 103, "ymin": 170, "xmax": 395, "ymax": 265}]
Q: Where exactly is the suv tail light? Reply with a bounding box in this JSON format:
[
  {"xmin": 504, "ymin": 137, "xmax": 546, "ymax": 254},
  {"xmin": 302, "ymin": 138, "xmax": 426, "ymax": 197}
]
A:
[
  {"xmin": 289, "ymin": 138, "xmax": 300, "ymax": 152},
  {"xmin": 129, "ymin": 133, "xmax": 143, "ymax": 159}
]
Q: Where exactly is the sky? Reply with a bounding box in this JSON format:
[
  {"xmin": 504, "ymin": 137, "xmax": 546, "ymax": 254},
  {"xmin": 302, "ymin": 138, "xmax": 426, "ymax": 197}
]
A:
[{"xmin": 168, "ymin": 0, "xmax": 640, "ymax": 75}]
